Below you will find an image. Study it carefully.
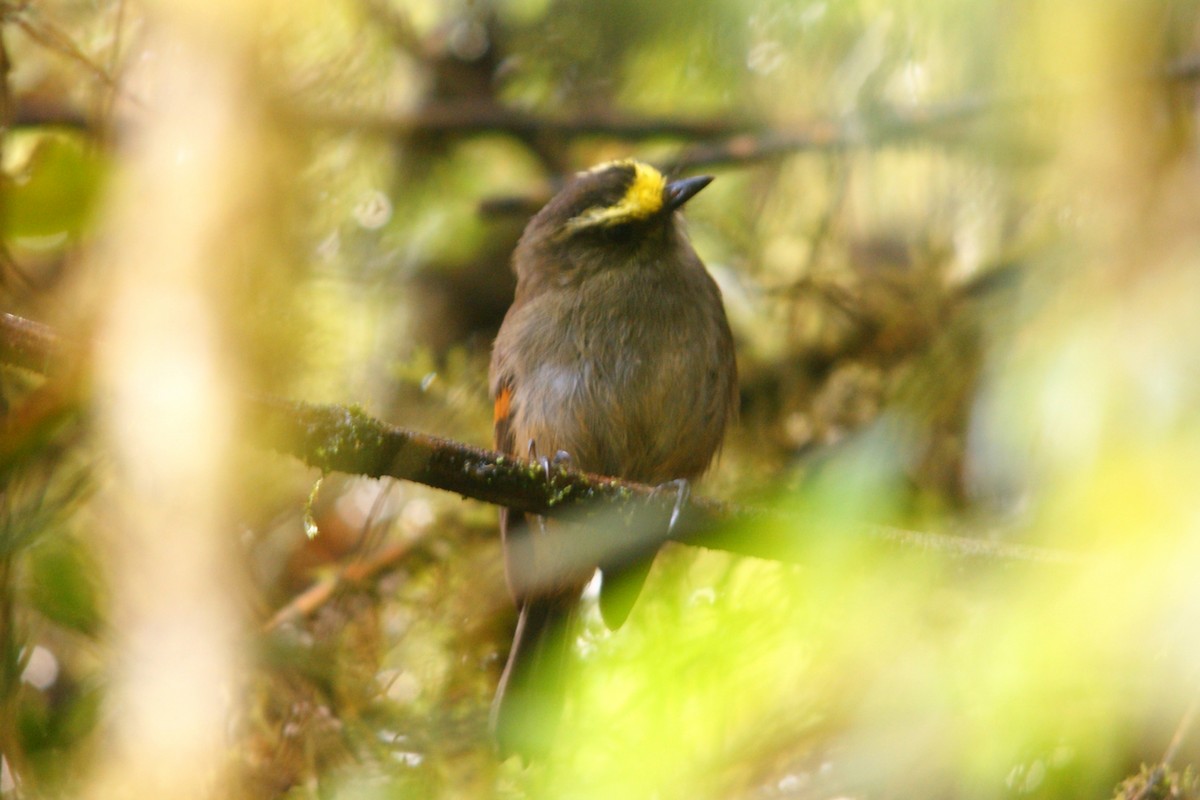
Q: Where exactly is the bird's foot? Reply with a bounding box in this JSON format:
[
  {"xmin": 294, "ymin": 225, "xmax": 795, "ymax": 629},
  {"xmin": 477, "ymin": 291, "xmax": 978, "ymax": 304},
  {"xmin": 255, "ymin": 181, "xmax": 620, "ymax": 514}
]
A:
[{"xmin": 526, "ymin": 440, "xmax": 573, "ymax": 482}]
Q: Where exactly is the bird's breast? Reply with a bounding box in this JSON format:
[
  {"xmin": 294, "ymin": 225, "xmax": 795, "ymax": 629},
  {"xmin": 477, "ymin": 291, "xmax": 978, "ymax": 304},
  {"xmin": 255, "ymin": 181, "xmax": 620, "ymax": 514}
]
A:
[{"xmin": 509, "ymin": 269, "xmax": 723, "ymax": 481}]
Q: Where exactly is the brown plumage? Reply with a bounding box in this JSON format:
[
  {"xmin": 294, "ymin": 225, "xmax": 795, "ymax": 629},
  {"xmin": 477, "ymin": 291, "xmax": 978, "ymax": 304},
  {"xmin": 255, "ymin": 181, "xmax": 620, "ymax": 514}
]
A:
[{"xmin": 489, "ymin": 159, "xmax": 737, "ymax": 757}]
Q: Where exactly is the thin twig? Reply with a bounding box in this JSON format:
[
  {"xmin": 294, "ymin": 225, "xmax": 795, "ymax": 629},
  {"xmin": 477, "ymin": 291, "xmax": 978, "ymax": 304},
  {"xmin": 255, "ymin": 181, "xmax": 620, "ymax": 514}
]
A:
[
  {"xmin": 97, "ymin": 0, "xmax": 127, "ymax": 139},
  {"xmin": 7, "ymin": 6, "xmax": 119, "ymax": 90},
  {"xmin": 1162, "ymin": 691, "xmax": 1200, "ymax": 767},
  {"xmin": 264, "ymin": 538, "xmax": 424, "ymax": 631}
]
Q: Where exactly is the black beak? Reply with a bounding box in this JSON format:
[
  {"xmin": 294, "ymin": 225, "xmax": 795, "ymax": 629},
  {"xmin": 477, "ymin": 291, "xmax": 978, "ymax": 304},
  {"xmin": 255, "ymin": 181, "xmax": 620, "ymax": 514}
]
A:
[{"xmin": 664, "ymin": 175, "xmax": 713, "ymax": 213}]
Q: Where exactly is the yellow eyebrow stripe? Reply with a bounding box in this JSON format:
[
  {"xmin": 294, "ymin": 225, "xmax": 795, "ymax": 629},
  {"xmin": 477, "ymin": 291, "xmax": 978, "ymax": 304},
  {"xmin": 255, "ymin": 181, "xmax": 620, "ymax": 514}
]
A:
[{"xmin": 565, "ymin": 160, "xmax": 666, "ymax": 231}]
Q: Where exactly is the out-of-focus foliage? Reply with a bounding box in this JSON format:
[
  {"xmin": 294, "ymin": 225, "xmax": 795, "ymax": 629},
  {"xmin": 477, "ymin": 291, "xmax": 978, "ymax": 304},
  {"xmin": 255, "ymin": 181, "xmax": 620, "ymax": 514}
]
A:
[
  {"xmin": 2, "ymin": 0, "xmax": 1200, "ymax": 798},
  {"xmin": 1, "ymin": 131, "xmax": 103, "ymax": 240}
]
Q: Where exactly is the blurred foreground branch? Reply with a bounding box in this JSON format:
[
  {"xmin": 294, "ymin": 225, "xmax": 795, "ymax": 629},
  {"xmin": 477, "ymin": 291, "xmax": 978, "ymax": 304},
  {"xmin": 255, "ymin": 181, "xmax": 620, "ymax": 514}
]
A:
[
  {"xmin": 0, "ymin": 312, "xmax": 69, "ymax": 375},
  {"xmin": 311, "ymin": 51, "xmax": 1200, "ymax": 146},
  {"xmin": 0, "ymin": 312, "xmax": 1079, "ymax": 586},
  {"xmin": 478, "ymin": 97, "xmax": 1027, "ymax": 216},
  {"xmin": 303, "ymin": 101, "xmax": 758, "ymax": 141},
  {"xmin": 12, "ymin": 51, "xmax": 1200, "ymax": 171}
]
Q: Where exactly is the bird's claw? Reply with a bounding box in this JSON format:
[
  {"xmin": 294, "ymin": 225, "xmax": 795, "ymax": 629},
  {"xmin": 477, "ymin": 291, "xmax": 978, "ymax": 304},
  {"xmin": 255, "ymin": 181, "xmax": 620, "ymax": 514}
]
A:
[
  {"xmin": 526, "ymin": 439, "xmax": 553, "ymax": 482},
  {"xmin": 652, "ymin": 478, "xmax": 691, "ymax": 537}
]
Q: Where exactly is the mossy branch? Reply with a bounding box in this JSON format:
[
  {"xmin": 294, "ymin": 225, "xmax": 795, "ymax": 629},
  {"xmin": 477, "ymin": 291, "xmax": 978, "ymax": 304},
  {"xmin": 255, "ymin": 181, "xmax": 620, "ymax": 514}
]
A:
[{"xmin": 0, "ymin": 312, "xmax": 1079, "ymax": 582}]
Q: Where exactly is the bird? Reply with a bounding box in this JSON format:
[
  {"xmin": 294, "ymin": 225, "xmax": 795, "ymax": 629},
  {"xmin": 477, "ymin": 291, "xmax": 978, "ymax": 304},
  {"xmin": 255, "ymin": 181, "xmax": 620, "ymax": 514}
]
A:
[{"xmin": 488, "ymin": 158, "xmax": 737, "ymax": 757}]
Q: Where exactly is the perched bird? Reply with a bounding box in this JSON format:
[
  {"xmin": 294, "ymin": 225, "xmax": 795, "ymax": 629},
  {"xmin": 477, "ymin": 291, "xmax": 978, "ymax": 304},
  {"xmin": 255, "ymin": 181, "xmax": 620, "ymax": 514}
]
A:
[{"xmin": 489, "ymin": 159, "xmax": 737, "ymax": 757}]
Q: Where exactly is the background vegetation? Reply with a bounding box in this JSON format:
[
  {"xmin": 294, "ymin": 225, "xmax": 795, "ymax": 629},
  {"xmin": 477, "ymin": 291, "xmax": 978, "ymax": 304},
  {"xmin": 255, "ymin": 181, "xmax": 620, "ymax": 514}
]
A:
[{"xmin": 2, "ymin": 0, "xmax": 1200, "ymax": 797}]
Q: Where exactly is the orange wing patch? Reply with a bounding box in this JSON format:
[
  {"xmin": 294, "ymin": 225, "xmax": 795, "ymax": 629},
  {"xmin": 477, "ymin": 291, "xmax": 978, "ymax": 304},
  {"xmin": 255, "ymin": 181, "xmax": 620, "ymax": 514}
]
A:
[
  {"xmin": 494, "ymin": 383, "xmax": 516, "ymax": 456},
  {"xmin": 494, "ymin": 385, "xmax": 512, "ymax": 426},
  {"xmin": 493, "ymin": 380, "xmax": 520, "ymax": 601}
]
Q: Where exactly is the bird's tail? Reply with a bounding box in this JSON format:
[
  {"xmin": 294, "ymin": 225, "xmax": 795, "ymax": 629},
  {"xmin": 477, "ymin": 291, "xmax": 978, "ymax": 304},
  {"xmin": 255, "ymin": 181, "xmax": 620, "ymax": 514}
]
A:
[
  {"xmin": 490, "ymin": 595, "xmax": 577, "ymax": 759},
  {"xmin": 598, "ymin": 557, "xmax": 653, "ymax": 630}
]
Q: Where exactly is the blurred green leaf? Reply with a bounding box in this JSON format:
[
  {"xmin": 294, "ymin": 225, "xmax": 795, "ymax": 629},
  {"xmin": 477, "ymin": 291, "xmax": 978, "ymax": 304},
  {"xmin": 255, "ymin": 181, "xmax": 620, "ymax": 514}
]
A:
[
  {"xmin": 2, "ymin": 130, "xmax": 104, "ymax": 241},
  {"xmin": 27, "ymin": 534, "xmax": 101, "ymax": 636}
]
